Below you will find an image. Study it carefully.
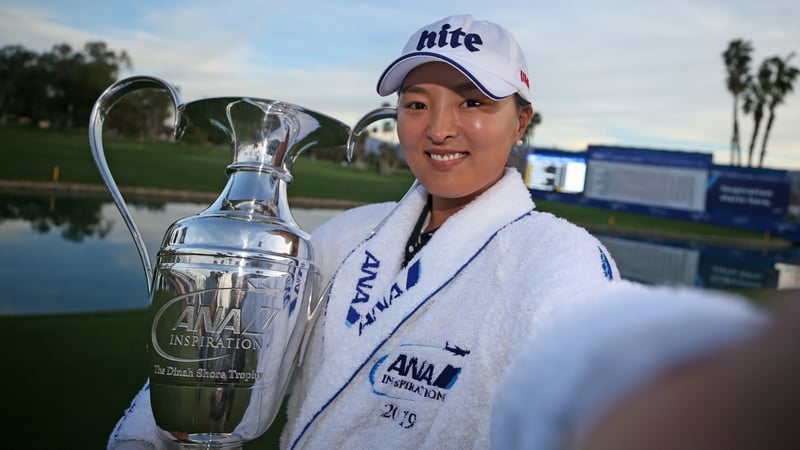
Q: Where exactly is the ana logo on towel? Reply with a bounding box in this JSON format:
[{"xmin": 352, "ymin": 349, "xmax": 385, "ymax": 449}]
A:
[
  {"xmin": 344, "ymin": 250, "xmax": 421, "ymax": 336},
  {"xmin": 368, "ymin": 342, "xmax": 470, "ymax": 402}
]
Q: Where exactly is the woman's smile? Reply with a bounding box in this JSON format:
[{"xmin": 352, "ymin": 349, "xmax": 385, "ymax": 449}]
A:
[{"xmin": 426, "ymin": 150, "xmax": 468, "ymax": 163}]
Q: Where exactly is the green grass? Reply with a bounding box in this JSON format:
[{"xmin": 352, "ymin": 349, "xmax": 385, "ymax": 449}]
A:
[
  {"xmin": 2, "ymin": 309, "xmax": 149, "ymax": 449},
  {"xmin": 0, "ymin": 125, "xmax": 416, "ymax": 203},
  {"xmin": 0, "ymin": 308, "xmax": 284, "ymax": 449},
  {"xmin": 291, "ymin": 157, "xmax": 416, "ymax": 203}
]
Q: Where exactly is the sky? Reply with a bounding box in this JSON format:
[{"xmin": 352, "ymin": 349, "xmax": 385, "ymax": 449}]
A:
[{"xmin": 2, "ymin": 0, "xmax": 799, "ymax": 169}]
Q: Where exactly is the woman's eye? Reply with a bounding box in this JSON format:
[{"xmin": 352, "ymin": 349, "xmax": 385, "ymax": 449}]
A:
[
  {"xmin": 463, "ymin": 99, "xmax": 482, "ymax": 107},
  {"xmin": 406, "ymin": 101, "xmax": 426, "ymax": 110}
]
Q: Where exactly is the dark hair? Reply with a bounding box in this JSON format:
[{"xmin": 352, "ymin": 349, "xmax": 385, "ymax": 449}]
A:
[{"xmin": 514, "ymin": 93, "xmax": 531, "ymax": 111}]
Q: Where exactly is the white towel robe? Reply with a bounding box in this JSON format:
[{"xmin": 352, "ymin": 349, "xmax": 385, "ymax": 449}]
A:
[{"xmin": 282, "ymin": 169, "xmax": 619, "ymax": 449}]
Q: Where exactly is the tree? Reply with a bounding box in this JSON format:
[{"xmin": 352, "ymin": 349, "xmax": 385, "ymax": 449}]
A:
[
  {"xmin": 758, "ymin": 53, "xmax": 799, "ymax": 167},
  {"xmin": 53, "ymin": 41, "xmax": 132, "ymax": 128},
  {"xmin": 104, "ymin": 88, "xmax": 174, "ymax": 140},
  {"xmin": 0, "ymin": 45, "xmax": 38, "ymax": 121},
  {"xmin": 523, "ymin": 111, "xmax": 542, "ymax": 143},
  {"xmin": 743, "ymin": 60, "xmax": 772, "ymax": 167},
  {"xmin": 0, "ymin": 41, "xmax": 132, "ymax": 129},
  {"xmin": 723, "ymin": 39, "xmax": 753, "ymax": 166},
  {"xmin": 72, "ymin": 42, "xmax": 132, "ymax": 128}
]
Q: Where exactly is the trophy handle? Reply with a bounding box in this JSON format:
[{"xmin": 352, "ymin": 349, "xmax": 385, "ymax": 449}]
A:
[
  {"xmin": 88, "ymin": 76, "xmax": 182, "ymax": 293},
  {"xmin": 346, "ymin": 106, "xmax": 397, "ymax": 161}
]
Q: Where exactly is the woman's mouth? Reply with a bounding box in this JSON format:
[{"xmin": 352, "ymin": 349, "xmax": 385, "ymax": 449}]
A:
[{"xmin": 427, "ymin": 152, "xmax": 468, "ymax": 162}]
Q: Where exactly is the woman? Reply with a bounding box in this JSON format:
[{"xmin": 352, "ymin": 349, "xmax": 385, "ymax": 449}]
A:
[
  {"xmin": 280, "ymin": 14, "xmax": 618, "ymax": 449},
  {"xmin": 108, "ymin": 14, "xmax": 619, "ymax": 449}
]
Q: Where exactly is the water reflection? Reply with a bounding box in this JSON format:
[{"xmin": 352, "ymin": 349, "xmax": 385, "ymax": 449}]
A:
[
  {"xmin": 596, "ymin": 234, "xmax": 800, "ymax": 290},
  {"xmin": 2, "ymin": 193, "xmax": 799, "ymax": 316},
  {"xmin": 1, "ymin": 193, "xmax": 115, "ymax": 241},
  {"xmin": 0, "ymin": 193, "xmax": 339, "ymax": 315}
]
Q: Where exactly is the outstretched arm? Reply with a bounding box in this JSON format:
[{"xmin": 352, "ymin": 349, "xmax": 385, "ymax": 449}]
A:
[{"xmin": 576, "ymin": 295, "xmax": 800, "ymax": 450}]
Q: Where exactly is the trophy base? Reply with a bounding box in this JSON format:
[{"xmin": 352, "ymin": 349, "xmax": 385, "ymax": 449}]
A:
[{"xmin": 165, "ymin": 433, "xmax": 242, "ymax": 449}]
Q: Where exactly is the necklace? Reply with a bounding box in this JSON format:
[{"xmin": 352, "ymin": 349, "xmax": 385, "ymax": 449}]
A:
[{"xmin": 403, "ymin": 195, "xmax": 438, "ymax": 267}]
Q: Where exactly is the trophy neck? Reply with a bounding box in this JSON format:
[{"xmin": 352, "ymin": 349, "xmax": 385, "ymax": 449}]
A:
[
  {"xmin": 195, "ymin": 98, "xmax": 301, "ymax": 224},
  {"xmin": 204, "ymin": 168, "xmax": 296, "ymax": 225}
]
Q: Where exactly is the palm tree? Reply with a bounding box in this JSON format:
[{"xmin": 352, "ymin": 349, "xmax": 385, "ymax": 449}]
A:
[
  {"xmin": 743, "ymin": 60, "xmax": 772, "ymax": 167},
  {"xmin": 758, "ymin": 52, "xmax": 799, "ymax": 167},
  {"xmin": 723, "ymin": 39, "xmax": 753, "ymax": 166}
]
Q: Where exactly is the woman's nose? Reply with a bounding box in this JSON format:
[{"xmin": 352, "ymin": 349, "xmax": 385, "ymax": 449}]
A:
[{"xmin": 427, "ymin": 107, "xmax": 459, "ymax": 144}]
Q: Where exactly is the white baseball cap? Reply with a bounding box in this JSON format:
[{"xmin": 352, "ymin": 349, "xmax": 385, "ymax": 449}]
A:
[{"xmin": 376, "ymin": 14, "xmax": 531, "ymax": 103}]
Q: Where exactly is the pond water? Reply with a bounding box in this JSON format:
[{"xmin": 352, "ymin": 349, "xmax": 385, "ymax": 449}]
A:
[
  {"xmin": 0, "ymin": 193, "xmax": 340, "ymax": 315},
  {"xmin": 2, "ymin": 192, "xmax": 799, "ymax": 315}
]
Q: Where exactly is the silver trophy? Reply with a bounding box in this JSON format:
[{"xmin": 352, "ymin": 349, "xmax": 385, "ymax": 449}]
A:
[{"xmin": 89, "ymin": 76, "xmax": 351, "ymax": 447}]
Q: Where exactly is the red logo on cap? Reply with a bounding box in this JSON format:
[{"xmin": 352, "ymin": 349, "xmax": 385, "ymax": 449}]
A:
[{"xmin": 520, "ymin": 70, "xmax": 530, "ymax": 88}]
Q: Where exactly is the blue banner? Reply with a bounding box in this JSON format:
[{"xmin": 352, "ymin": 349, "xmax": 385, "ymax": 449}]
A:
[{"xmin": 706, "ymin": 166, "xmax": 790, "ymax": 217}]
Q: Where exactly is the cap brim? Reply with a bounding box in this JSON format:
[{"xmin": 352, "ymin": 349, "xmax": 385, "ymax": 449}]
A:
[{"xmin": 376, "ymin": 52, "xmax": 517, "ymax": 100}]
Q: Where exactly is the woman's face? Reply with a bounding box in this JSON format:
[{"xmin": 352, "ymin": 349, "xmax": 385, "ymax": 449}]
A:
[{"xmin": 397, "ymin": 62, "xmax": 532, "ymax": 210}]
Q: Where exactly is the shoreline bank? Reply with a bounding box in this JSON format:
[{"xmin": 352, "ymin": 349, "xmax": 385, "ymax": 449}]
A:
[
  {"xmin": 0, "ymin": 179, "xmax": 366, "ymax": 209},
  {"xmin": 0, "ymin": 179, "xmax": 792, "ymax": 250}
]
